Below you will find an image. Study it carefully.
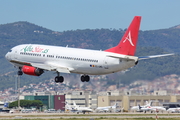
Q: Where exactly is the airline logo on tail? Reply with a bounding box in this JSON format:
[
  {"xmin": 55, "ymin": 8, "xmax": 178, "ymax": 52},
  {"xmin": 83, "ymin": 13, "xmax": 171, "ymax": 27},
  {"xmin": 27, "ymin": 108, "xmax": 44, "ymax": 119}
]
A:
[
  {"xmin": 105, "ymin": 16, "xmax": 141, "ymax": 55},
  {"xmin": 123, "ymin": 31, "xmax": 134, "ymax": 46}
]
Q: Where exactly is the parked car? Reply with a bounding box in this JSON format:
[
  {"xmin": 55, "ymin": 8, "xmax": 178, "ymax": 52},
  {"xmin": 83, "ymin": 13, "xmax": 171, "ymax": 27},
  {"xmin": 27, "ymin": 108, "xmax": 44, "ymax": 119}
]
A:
[
  {"xmin": 9, "ymin": 109, "xmax": 19, "ymax": 113},
  {"xmin": 21, "ymin": 109, "xmax": 34, "ymax": 113},
  {"xmin": 56, "ymin": 109, "xmax": 61, "ymax": 113}
]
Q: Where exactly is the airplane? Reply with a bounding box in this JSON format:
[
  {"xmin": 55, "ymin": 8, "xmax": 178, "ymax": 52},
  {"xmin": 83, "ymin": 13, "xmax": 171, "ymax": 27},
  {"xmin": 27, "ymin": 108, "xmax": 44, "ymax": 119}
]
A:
[
  {"xmin": 138, "ymin": 101, "xmax": 166, "ymax": 113},
  {"xmin": 96, "ymin": 103, "xmax": 118, "ymax": 112},
  {"xmin": 148, "ymin": 106, "xmax": 166, "ymax": 113},
  {"xmin": 167, "ymin": 107, "xmax": 180, "ymax": 113},
  {"xmin": 72, "ymin": 101, "xmax": 93, "ymax": 114},
  {"xmin": 138, "ymin": 105, "xmax": 151, "ymax": 113},
  {"xmin": 65, "ymin": 101, "xmax": 74, "ymax": 111},
  {"xmin": 73, "ymin": 101, "xmax": 89, "ymax": 109},
  {"xmin": 131, "ymin": 101, "xmax": 152, "ymax": 113},
  {"xmin": 5, "ymin": 16, "xmax": 174, "ymax": 83},
  {"xmin": 139, "ymin": 105, "xmax": 166, "ymax": 113}
]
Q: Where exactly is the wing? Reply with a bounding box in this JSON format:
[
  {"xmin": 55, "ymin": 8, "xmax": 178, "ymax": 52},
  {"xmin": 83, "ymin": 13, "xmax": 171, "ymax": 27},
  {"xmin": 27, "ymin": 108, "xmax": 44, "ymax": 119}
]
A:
[
  {"xmin": 138, "ymin": 53, "xmax": 174, "ymax": 60},
  {"xmin": 31, "ymin": 62, "xmax": 74, "ymax": 73}
]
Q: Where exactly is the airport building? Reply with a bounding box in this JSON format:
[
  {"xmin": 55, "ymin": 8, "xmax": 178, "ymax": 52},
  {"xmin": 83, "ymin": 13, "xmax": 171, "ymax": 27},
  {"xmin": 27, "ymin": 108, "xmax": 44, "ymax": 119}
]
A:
[
  {"xmin": 65, "ymin": 91, "xmax": 97, "ymax": 109},
  {"xmin": 24, "ymin": 95, "xmax": 65, "ymax": 110},
  {"xmin": 20, "ymin": 90, "xmax": 180, "ymax": 111},
  {"xmin": 23, "ymin": 91, "xmax": 97, "ymax": 110},
  {"xmin": 98, "ymin": 91, "xmax": 180, "ymax": 111}
]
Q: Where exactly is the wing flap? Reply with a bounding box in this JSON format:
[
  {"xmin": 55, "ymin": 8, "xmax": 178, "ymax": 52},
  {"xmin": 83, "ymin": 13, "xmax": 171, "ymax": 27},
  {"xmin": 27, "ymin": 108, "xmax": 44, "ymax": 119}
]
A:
[
  {"xmin": 56, "ymin": 67, "xmax": 70, "ymax": 73},
  {"xmin": 31, "ymin": 63, "xmax": 53, "ymax": 71},
  {"xmin": 31, "ymin": 62, "xmax": 74, "ymax": 73}
]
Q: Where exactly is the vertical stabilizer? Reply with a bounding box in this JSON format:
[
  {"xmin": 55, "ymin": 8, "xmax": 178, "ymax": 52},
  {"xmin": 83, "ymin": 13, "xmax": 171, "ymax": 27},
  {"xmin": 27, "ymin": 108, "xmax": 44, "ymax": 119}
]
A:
[
  {"xmin": 145, "ymin": 100, "xmax": 152, "ymax": 107},
  {"xmin": 105, "ymin": 16, "xmax": 141, "ymax": 56},
  {"xmin": 73, "ymin": 101, "xmax": 79, "ymax": 108}
]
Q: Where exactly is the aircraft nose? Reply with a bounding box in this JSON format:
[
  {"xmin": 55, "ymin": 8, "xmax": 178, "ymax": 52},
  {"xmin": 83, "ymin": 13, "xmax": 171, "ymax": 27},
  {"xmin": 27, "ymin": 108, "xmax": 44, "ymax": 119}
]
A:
[{"xmin": 5, "ymin": 52, "xmax": 10, "ymax": 61}]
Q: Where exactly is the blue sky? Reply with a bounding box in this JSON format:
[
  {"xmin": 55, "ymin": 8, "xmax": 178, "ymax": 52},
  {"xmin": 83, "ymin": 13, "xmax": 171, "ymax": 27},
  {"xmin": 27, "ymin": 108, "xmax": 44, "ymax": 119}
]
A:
[{"xmin": 0, "ymin": 0, "xmax": 180, "ymax": 32}]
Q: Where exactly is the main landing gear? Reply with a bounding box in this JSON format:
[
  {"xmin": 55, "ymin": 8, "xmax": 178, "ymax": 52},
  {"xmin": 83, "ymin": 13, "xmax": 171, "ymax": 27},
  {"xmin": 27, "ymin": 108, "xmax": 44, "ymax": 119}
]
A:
[
  {"xmin": 81, "ymin": 75, "xmax": 90, "ymax": 82},
  {"xmin": 54, "ymin": 73, "xmax": 90, "ymax": 83},
  {"xmin": 55, "ymin": 72, "xmax": 64, "ymax": 83}
]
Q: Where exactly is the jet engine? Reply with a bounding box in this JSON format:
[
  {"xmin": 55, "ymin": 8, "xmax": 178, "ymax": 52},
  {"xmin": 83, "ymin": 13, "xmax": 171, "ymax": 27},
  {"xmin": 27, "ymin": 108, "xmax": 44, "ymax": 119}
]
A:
[{"xmin": 22, "ymin": 65, "xmax": 44, "ymax": 76}]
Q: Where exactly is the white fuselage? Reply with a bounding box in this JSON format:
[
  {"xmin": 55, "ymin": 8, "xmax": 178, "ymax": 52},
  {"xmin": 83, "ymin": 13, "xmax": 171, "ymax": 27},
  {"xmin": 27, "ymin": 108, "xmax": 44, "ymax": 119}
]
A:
[
  {"xmin": 96, "ymin": 104, "xmax": 117, "ymax": 112},
  {"xmin": 149, "ymin": 106, "xmax": 166, "ymax": 112},
  {"xmin": 5, "ymin": 44, "xmax": 137, "ymax": 75},
  {"xmin": 75, "ymin": 107, "xmax": 93, "ymax": 112},
  {"xmin": 138, "ymin": 106, "xmax": 166, "ymax": 112},
  {"xmin": 96, "ymin": 106, "xmax": 112, "ymax": 112},
  {"xmin": 167, "ymin": 108, "xmax": 180, "ymax": 113}
]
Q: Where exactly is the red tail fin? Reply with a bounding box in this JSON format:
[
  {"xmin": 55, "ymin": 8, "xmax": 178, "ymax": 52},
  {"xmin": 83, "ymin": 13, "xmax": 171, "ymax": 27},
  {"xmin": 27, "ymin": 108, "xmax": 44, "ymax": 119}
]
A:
[{"xmin": 105, "ymin": 16, "xmax": 141, "ymax": 56}]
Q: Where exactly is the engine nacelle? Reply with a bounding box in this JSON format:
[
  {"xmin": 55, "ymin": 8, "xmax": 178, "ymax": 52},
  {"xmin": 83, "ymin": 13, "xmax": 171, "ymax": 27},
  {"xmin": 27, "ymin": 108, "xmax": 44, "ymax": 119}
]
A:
[{"xmin": 22, "ymin": 65, "xmax": 44, "ymax": 76}]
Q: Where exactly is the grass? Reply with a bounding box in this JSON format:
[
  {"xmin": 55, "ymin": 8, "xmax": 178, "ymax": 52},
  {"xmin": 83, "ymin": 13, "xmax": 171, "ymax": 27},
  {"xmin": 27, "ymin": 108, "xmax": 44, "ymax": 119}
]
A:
[
  {"xmin": 6, "ymin": 118, "xmax": 180, "ymax": 120},
  {"xmin": 1, "ymin": 113, "xmax": 180, "ymax": 120}
]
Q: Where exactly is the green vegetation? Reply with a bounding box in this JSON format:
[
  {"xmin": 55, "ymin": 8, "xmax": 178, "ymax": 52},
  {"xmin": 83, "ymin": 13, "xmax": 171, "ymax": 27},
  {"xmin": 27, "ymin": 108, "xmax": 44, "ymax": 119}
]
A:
[
  {"xmin": 9, "ymin": 100, "xmax": 43, "ymax": 109},
  {"xmin": 0, "ymin": 21, "xmax": 180, "ymax": 90}
]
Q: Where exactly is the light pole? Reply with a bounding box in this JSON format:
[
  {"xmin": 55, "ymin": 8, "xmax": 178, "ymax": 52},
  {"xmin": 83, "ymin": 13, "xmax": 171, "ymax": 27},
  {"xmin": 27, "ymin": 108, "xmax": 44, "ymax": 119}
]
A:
[
  {"xmin": 18, "ymin": 75, "xmax": 20, "ymax": 111},
  {"xmin": 17, "ymin": 70, "xmax": 23, "ymax": 111}
]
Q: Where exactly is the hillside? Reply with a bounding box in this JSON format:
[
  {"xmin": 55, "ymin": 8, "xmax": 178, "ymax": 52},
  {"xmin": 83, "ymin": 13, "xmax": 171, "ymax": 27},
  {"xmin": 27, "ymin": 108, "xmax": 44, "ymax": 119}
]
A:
[
  {"xmin": 138, "ymin": 26, "xmax": 180, "ymax": 53},
  {"xmin": 0, "ymin": 21, "xmax": 180, "ymax": 90}
]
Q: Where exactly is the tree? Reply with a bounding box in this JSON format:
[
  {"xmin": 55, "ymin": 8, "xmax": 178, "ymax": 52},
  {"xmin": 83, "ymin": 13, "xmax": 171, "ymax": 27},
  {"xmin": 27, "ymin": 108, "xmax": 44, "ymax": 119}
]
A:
[
  {"xmin": 8, "ymin": 100, "xmax": 43, "ymax": 109},
  {"xmin": 31, "ymin": 100, "xmax": 43, "ymax": 109}
]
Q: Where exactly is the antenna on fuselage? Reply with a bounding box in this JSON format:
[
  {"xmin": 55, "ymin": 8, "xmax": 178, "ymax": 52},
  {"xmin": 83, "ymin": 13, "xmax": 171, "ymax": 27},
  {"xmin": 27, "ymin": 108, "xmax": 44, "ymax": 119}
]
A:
[{"xmin": 66, "ymin": 45, "xmax": 68, "ymax": 47}]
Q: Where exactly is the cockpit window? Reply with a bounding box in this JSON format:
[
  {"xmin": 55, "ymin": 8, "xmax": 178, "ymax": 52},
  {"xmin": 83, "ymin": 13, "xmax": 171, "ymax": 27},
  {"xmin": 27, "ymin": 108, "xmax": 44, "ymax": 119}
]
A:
[{"xmin": 8, "ymin": 50, "xmax": 12, "ymax": 52}]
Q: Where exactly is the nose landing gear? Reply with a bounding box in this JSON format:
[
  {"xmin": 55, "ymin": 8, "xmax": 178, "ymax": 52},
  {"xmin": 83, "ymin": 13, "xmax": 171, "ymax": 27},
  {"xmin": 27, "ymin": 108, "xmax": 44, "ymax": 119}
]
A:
[
  {"xmin": 18, "ymin": 71, "xmax": 23, "ymax": 76},
  {"xmin": 17, "ymin": 67, "xmax": 23, "ymax": 76}
]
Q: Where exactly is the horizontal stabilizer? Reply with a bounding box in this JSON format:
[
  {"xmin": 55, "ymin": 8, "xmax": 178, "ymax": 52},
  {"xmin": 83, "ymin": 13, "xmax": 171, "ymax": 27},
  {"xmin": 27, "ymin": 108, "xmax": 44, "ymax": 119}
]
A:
[
  {"xmin": 107, "ymin": 55, "xmax": 138, "ymax": 61},
  {"xmin": 138, "ymin": 53, "xmax": 174, "ymax": 60}
]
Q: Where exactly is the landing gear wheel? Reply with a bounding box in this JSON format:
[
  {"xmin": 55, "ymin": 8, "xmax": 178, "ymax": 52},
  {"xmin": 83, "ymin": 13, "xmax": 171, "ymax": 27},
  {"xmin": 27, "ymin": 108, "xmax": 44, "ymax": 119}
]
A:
[
  {"xmin": 59, "ymin": 76, "xmax": 64, "ymax": 83},
  {"xmin": 81, "ymin": 76, "xmax": 85, "ymax": 82},
  {"xmin": 84, "ymin": 75, "xmax": 90, "ymax": 82},
  {"xmin": 81, "ymin": 75, "xmax": 90, "ymax": 82},
  {"xmin": 55, "ymin": 76, "xmax": 59, "ymax": 83},
  {"xmin": 17, "ymin": 71, "xmax": 23, "ymax": 76},
  {"xmin": 55, "ymin": 76, "xmax": 64, "ymax": 83}
]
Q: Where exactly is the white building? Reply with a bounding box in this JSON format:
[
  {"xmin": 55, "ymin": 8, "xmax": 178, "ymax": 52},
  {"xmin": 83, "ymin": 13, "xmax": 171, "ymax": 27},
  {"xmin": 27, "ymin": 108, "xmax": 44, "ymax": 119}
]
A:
[{"xmin": 65, "ymin": 91, "xmax": 97, "ymax": 109}]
